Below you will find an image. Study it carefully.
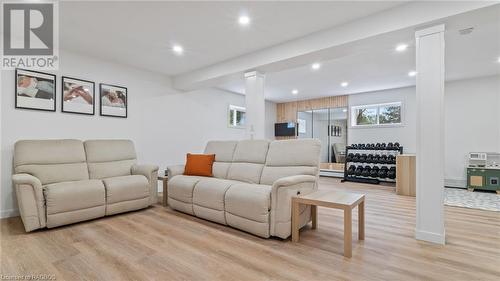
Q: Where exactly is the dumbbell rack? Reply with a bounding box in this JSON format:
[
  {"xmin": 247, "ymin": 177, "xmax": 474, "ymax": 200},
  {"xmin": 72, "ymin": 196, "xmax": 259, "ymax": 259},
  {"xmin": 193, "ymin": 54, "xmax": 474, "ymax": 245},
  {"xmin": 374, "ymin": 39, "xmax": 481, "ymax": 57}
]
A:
[{"xmin": 341, "ymin": 145, "xmax": 404, "ymax": 185}]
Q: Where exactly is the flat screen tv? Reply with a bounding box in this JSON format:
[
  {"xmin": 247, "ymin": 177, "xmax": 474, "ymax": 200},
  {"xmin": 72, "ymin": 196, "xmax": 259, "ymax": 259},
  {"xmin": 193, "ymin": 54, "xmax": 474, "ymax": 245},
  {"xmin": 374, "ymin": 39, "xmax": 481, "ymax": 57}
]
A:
[{"xmin": 275, "ymin": 122, "xmax": 296, "ymax": 137}]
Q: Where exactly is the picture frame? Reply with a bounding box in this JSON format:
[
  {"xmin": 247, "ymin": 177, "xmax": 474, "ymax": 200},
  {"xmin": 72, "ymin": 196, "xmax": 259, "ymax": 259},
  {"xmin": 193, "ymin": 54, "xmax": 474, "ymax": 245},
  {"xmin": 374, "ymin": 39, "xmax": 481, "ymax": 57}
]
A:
[
  {"xmin": 99, "ymin": 83, "xmax": 127, "ymax": 118},
  {"xmin": 15, "ymin": 68, "xmax": 56, "ymax": 111},
  {"xmin": 62, "ymin": 76, "xmax": 95, "ymax": 115}
]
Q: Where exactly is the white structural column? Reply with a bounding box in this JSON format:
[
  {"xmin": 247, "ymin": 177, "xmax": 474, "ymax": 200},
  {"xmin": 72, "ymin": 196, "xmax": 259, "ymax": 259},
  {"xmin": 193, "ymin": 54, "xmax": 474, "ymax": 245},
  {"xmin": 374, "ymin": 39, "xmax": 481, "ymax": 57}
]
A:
[
  {"xmin": 244, "ymin": 71, "xmax": 266, "ymax": 139},
  {"xmin": 415, "ymin": 24, "xmax": 446, "ymax": 244}
]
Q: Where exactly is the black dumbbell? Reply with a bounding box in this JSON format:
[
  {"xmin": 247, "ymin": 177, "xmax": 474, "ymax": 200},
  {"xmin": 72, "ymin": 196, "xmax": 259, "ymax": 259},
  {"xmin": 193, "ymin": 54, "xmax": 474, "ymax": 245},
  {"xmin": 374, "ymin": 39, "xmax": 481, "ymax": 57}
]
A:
[
  {"xmin": 348, "ymin": 165, "xmax": 356, "ymax": 176},
  {"xmin": 387, "ymin": 142, "xmax": 394, "ymax": 150},
  {"xmin": 360, "ymin": 154, "xmax": 367, "ymax": 163},
  {"xmin": 387, "ymin": 155, "xmax": 396, "ymax": 164},
  {"xmin": 346, "ymin": 153, "xmax": 354, "ymax": 162},
  {"xmin": 394, "ymin": 142, "xmax": 400, "ymax": 150},
  {"xmin": 351, "ymin": 144, "xmax": 357, "ymax": 149},
  {"xmin": 379, "ymin": 155, "xmax": 388, "ymax": 164},
  {"xmin": 380, "ymin": 143, "xmax": 387, "ymax": 149},
  {"xmin": 378, "ymin": 166, "xmax": 388, "ymax": 178},
  {"xmin": 370, "ymin": 166, "xmax": 380, "ymax": 178},
  {"xmin": 366, "ymin": 154, "xmax": 373, "ymax": 163},
  {"xmin": 372, "ymin": 154, "xmax": 380, "ymax": 164},
  {"xmin": 361, "ymin": 166, "xmax": 371, "ymax": 177},
  {"xmin": 355, "ymin": 166, "xmax": 364, "ymax": 176},
  {"xmin": 375, "ymin": 143, "xmax": 381, "ymax": 149},
  {"xmin": 387, "ymin": 167, "xmax": 396, "ymax": 179},
  {"xmin": 370, "ymin": 143, "xmax": 376, "ymax": 149},
  {"xmin": 353, "ymin": 153, "xmax": 360, "ymax": 162}
]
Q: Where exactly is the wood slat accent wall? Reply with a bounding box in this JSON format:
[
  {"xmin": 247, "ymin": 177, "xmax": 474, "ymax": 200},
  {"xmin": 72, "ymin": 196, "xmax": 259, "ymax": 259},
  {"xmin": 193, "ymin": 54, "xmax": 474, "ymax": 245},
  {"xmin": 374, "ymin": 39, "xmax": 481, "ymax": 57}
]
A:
[{"xmin": 275, "ymin": 95, "xmax": 348, "ymax": 140}]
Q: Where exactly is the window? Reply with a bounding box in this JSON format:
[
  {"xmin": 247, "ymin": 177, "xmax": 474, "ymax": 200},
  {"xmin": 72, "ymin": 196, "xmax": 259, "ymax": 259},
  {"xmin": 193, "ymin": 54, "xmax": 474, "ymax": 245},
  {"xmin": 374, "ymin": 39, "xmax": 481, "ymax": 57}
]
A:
[
  {"xmin": 351, "ymin": 102, "xmax": 402, "ymax": 127},
  {"xmin": 228, "ymin": 105, "xmax": 246, "ymax": 128}
]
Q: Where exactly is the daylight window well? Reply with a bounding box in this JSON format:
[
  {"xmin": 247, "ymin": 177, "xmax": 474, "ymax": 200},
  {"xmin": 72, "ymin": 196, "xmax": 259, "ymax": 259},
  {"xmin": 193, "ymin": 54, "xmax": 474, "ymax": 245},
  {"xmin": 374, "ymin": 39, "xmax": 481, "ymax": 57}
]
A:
[
  {"xmin": 228, "ymin": 105, "xmax": 246, "ymax": 128},
  {"xmin": 351, "ymin": 102, "xmax": 402, "ymax": 127}
]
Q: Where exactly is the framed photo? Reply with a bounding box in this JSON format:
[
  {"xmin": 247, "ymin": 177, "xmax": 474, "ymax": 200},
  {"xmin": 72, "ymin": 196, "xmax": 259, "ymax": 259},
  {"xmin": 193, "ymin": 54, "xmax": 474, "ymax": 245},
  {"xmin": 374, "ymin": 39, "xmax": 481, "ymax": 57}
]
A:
[
  {"xmin": 62, "ymin": 76, "xmax": 95, "ymax": 115},
  {"xmin": 15, "ymin": 69, "xmax": 56, "ymax": 111},
  {"xmin": 100, "ymin": 83, "xmax": 127, "ymax": 118}
]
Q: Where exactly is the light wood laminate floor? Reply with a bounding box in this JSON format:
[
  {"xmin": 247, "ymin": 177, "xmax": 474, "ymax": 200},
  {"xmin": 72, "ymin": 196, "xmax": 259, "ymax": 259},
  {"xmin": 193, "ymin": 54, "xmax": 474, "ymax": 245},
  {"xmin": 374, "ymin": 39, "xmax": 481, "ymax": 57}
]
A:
[{"xmin": 1, "ymin": 177, "xmax": 499, "ymax": 281}]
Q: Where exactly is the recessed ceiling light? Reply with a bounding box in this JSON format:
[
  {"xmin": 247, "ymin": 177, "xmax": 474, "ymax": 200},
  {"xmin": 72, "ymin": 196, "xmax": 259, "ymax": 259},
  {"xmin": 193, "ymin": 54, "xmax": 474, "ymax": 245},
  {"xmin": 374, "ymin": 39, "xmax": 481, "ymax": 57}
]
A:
[
  {"xmin": 342, "ymin": 109, "xmax": 347, "ymax": 113},
  {"xmin": 341, "ymin": 82, "xmax": 349, "ymax": 87},
  {"xmin": 238, "ymin": 15, "xmax": 250, "ymax": 26},
  {"xmin": 497, "ymin": 57, "xmax": 500, "ymax": 63},
  {"xmin": 172, "ymin": 45, "xmax": 184, "ymax": 55},
  {"xmin": 395, "ymin": 44, "xmax": 408, "ymax": 52},
  {"xmin": 291, "ymin": 89, "xmax": 299, "ymax": 95},
  {"xmin": 408, "ymin": 71, "xmax": 417, "ymax": 77},
  {"xmin": 311, "ymin": 63, "xmax": 321, "ymax": 70}
]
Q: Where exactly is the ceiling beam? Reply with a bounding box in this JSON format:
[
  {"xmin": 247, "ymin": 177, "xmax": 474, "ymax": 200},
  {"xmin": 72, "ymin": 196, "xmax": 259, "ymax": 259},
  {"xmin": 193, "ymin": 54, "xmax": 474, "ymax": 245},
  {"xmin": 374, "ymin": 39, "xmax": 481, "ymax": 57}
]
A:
[{"xmin": 173, "ymin": 1, "xmax": 496, "ymax": 91}]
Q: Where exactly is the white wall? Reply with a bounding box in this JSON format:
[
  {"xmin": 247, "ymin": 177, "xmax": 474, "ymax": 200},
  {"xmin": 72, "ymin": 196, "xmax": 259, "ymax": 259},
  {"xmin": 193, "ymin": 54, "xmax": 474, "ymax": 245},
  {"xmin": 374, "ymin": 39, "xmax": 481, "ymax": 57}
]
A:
[
  {"xmin": 444, "ymin": 76, "xmax": 500, "ymax": 187},
  {"xmin": 347, "ymin": 75, "xmax": 500, "ymax": 187},
  {"xmin": 348, "ymin": 86, "xmax": 417, "ymax": 153},
  {"xmin": 0, "ymin": 50, "xmax": 276, "ymax": 217}
]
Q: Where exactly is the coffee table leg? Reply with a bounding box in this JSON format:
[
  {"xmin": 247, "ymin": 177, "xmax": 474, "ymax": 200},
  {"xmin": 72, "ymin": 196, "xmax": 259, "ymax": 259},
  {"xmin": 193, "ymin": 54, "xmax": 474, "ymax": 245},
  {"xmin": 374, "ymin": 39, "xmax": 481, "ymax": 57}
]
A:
[
  {"xmin": 344, "ymin": 208, "xmax": 352, "ymax": 258},
  {"xmin": 292, "ymin": 200, "xmax": 300, "ymax": 242},
  {"xmin": 359, "ymin": 200, "xmax": 365, "ymax": 240},
  {"xmin": 311, "ymin": 205, "xmax": 317, "ymax": 229}
]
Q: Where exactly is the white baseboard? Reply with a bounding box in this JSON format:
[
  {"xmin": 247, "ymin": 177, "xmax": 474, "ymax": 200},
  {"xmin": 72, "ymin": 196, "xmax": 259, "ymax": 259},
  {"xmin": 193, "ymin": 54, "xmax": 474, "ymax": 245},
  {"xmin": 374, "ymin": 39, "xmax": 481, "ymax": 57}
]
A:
[
  {"xmin": 0, "ymin": 208, "xmax": 19, "ymax": 219},
  {"xmin": 415, "ymin": 229, "xmax": 446, "ymax": 245},
  {"xmin": 445, "ymin": 178, "xmax": 466, "ymax": 188}
]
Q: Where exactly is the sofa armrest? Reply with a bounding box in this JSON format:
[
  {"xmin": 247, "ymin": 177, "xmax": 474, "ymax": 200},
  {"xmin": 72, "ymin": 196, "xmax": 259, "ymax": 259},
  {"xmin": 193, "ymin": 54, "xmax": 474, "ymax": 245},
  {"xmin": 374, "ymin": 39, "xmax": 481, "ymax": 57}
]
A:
[
  {"xmin": 270, "ymin": 175, "xmax": 318, "ymax": 239},
  {"xmin": 12, "ymin": 173, "xmax": 46, "ymax": 232},
  {"xmin": 166, "ymin": 164, "xmax": 185, "ymax": 179},
  {"xmin": 131, "ymin": 164, "xmax": 159, "ymax": 205}
]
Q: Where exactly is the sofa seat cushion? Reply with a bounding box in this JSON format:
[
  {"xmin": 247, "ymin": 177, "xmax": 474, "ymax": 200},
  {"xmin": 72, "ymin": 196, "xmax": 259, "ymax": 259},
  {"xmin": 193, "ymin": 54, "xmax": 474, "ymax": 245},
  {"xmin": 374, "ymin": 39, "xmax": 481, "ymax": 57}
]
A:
[
  {"xmin": 168, "ymin": 175, "xmax": 207, "ymax": 203},
  {"xmin": 193, "ymin": 178, "xmax": 239, "ymax": 210},
  {"xmin": 44, "ymin": 179, "xmax": 105, "ymax": 215},
  {"xmin": 102, "ymin": 175, "xmax": 149, "ymax": 204},
  {"xmin": 224, "ymin": 183, "xmax": 271, "ymax": 223}
]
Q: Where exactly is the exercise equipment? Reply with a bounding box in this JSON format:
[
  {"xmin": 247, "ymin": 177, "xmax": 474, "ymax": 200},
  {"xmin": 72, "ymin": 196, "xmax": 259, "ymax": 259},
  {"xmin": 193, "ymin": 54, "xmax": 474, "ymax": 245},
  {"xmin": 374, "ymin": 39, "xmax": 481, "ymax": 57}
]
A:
[
  {"xmin": 343, "ymin": 142, "xmax": 404, "ymax": 184},
  {"xmin": 379, "ymin": 155, "xmax": 388, "ymax": 164},
  {"xmin": 387, "ymin": 167, "xmax": 396, "ymax": 179},
  {"xmin": 353, "ymin": 153, "xmax": 361, "ymax": 162},
  {"xmin": 360, "ymin": 154, "xmax": 367, "ymax": 163},
  {"xmin": 378, "ymin": 166, "xmax": 388, "ymax": 178},
  {"xmin": 388, "ymin": 155, "xmax": 396, "ymax": 164},
  {"xmin": 366, "ymin": 154, "xmax": 373, "ymax": 163},
  {"xmin": 370, "ymin": 166, "xmax": 380, "ymax": 178},
  {"xmin": 348, "ymin": 165, "xmax": 356, "ymax": 176},
  {"xmin": 361, "ymin": 166, "xmax": 371, "ymax": 177},
  {"xmin": 355, "ymin": 166, "xmax": 364, "ymax": 176},
  {"xmin": 346, "ymin": 153, "xmax": 354, "ymax": 162}
]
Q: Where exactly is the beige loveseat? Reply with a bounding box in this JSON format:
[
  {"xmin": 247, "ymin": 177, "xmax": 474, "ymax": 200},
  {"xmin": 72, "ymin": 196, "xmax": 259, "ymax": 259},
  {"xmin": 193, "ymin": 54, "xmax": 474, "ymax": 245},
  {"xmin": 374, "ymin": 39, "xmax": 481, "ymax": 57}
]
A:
[
  {"xmin": 167, "ymin": 139, "xmax": 321, "ymax": 239},
  {"xmin": 12, "ymin": 139, "xmax": 158, "ymax": 232}
]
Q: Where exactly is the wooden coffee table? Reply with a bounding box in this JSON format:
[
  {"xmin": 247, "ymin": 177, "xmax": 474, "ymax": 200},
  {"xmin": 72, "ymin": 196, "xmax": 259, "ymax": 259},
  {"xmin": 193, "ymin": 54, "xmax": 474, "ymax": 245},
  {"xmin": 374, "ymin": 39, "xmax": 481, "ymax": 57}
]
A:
[{"xmin": 292, "ymin": 190, "xmax": 365, "ymax": 258}]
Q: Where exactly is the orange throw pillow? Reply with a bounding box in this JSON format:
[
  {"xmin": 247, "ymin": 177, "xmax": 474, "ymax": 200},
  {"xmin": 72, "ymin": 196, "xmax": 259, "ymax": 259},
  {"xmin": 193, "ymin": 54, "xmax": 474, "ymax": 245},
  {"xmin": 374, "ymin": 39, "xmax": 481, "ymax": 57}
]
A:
[{"xmin": 184, "ymin": 153, "xmax": 215, "ymax": 177}]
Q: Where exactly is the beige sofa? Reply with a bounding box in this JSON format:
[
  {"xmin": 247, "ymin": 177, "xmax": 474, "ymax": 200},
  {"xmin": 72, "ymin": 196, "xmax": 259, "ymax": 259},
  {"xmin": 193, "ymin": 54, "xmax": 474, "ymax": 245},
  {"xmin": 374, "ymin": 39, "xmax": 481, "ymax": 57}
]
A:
[
  {"xmin": 12, "ymin": 139, "xmax": 158, "ymax": 232},
  {"xmin": 167, "ymin": 139, "xmax": 321, "ymax": 239}
]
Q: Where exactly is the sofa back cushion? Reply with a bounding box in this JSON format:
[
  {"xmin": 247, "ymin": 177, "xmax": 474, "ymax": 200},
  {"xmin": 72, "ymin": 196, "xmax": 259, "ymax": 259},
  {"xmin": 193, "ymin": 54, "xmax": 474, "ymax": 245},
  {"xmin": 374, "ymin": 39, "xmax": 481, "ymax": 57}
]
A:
[
  {"xmin": 14, "ymin": 139, "xmax": 89, "ymax": 185},
  {"xmin": 204, "ymin": 141, "xmax": 237, "ymax": 179},
  {"xmin": 260, "ymin": 139, "xmax": 321, "ymax": 185},
  {"xmin": 227, "ymin": 140, "xmax": 269, "ymax": 184},
  {"xmin": 84, "ymin": 140, "xmax": 137, "ymax": 179}
]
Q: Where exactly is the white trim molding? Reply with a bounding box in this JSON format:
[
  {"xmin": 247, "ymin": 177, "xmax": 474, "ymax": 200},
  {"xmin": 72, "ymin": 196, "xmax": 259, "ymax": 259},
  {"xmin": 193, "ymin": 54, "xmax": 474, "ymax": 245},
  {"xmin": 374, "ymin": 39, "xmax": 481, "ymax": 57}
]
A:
[
  {"xmin": 1, "ymin": 208, "xmax": 19, "ymax": 219},
  {"xmin": 416, "ymin": 229, "xmax": 446, "ymax": 245}
]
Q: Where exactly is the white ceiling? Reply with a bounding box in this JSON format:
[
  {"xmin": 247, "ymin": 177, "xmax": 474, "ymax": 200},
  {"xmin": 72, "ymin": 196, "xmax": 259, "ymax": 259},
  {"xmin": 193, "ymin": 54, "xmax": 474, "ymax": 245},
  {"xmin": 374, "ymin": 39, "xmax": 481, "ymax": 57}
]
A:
[
  {"xmin": 60, "ymin": 1, "xmax": 407, "ymax": 76},
  {"xmin": 218, "ymin": 5, "xmax": 500, "ymax": 102}
]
